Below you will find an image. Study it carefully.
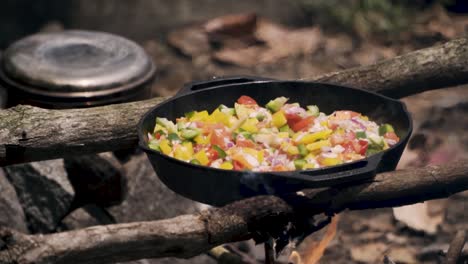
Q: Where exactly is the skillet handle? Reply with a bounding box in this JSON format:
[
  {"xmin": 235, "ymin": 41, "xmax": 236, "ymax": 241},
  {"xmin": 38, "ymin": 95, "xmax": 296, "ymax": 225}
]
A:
[
  {"xmin": 273, "ymin": 152, "xmax": 384, "ymax": 187},
  {"xmin": 175, "ymin": 76, "xmax": 273, "ymax": 97}
]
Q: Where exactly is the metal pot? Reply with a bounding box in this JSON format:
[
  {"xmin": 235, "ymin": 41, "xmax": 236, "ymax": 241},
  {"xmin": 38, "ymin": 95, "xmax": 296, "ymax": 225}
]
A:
[{"xmin": 0, "ymin": 30, "xmax": 155, "ymax": 108}]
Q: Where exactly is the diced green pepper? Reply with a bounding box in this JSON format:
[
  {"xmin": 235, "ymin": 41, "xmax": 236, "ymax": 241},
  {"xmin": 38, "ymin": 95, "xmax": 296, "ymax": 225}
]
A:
[
  {"xmin": 294, "ymin": 159, "xmax": 307, "ymax": 169},
  {"xmin": 156, "ymin": 117, "xmax": 177, "ymax": 133},
  {"xmin": 212, "ymin": 145, "xmax": 227, "ymax": 158},
  {"xmin": 184, "ymin": 111, "xmax": 196, "ymax": 119},
  {"xmin": 378, "ymin": 124, "xmax": 395, "ymax": 136},
  {"xmin": 177, "ymin": 122, "xmax": 185, "ymax": 131},
  {"xmin": 256, "ymin": 114, "xmax": 266, "ymax": 121},
  {"xmin": 181, "ymin": 129, "xmax": 200, "ymax": 140},
  {"xmin": 306, "ymin": 105, "xmax": 320, "ymax": 117},
  {"xmin": 190, "ymin": 159, "xmax": 201, "ymax": 165},
  {"xmin": 218, "ymin": 105, "xmax": 235, "ymax": 116},
  {"xmin": 279, "ymin": 125, "xmax": 294, "ymax": 137},
  {"xmin": 168, "ymin": 133, "xmax": 181, "ymax": 142},
  {"xmin": 239, "ymin": 130, "xmax": 254, "ymax": 141},
  {"xmin": 298, "ymin": 144, "xmax": 308, "ymax": 156},
  {"xmin": 148, "ymin": 142, "xmax": 160, "ymax": 152},
  {"xmin": 266, "ymin": 97, "xmax": 288, "ymax": 112},
  {"xmin": 356, "ymin": 131, "xmax": 367, "ymax": 139}
]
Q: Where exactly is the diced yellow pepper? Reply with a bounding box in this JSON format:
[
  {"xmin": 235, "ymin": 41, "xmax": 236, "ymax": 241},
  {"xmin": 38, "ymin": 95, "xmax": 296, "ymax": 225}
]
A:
[
  {"xmin": 243, "ymin": 147, "xmax": 258, "ymax": 158},
  {"xmin": 194, "ymin": 134, "xmax": 210, "ymax": 145},
  {"xmin": 189, "ymin": 111, "xmax": 209, "ymax": 122},
  {"xmin": 174, "ymin": 145, "xmax": 192, "ymax": 160},
  {"xmin": 159, "ymin": 139, "xmax": 172, "ymax": 155},
  {"xmin": 287, "ymin": 145, "xmax": 299, "ymax": 155},
  {"xmin": 194, "ymin": 150, "xmax": 209, "ymax": 166},
  {"xmin": 257, "ymin": 150, "xmax": 264, "ymax": 163},
  {"xmin": 240, "ymin": 118, "xmax": 259, "ymax": 133},
  {"xmin": 298, "ymin": 130, "xmax": 332, "ymax": 144},
  {"xmin": 210, "ymin": 109, "xmax": 230, "ymax": 126},
  {"xmin": 303, "ymin": 163, "xmax": 315, "ymax": 169},
  {"xmin": 306, "ymin": 139, "xmax": 331, "ymax": 152},
  {"xmin": 220, "ymin": 162, "xmax": 233, "ymax": 170},
  {"xmin": 182, "ymin": 141, "xmax": 194, "ymax": 156},
  {"xmin": 277, "ymin": 132, "xmax": 290, "ymax": 138},
  {"xmin": 272, "ymin": 110, "xmax": 287, "ymax": 128},
  {"xmin": 318, "ymin": 157, "xmax": 342, "ymax": 166},
  {"xmin": 361, "ymin": 115, "xmax": 369, "ymax": 121},
  {"xmin": 320, "ymin": 121, "xmax": 328, "ymax": 127},
  {"xmin": 305, "ymin": 153, "xmax": 316, "ymax": 160}
]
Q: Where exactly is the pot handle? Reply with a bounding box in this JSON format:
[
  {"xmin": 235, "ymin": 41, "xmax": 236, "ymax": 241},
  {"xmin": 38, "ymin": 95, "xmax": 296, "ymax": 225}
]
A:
[
  {"xmin": 272, "ymin": 152, "xmax": 384, "ymax": 187},
  {"xmin": 175, "ymin": 76, "xmax": 273, "ymax": 97}
]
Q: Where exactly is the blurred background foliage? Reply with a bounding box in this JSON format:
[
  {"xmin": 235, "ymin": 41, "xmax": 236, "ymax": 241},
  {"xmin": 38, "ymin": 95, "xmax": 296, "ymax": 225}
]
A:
[{"xmin": 295, "ymin": 0, "xmax": 459, "ymax": 37}]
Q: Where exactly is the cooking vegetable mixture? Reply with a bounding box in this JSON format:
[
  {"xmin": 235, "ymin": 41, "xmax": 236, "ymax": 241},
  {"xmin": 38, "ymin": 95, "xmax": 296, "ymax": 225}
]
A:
[{"xmin": 148, "ymin": 95, "xmax": 399, "ymax": 171}]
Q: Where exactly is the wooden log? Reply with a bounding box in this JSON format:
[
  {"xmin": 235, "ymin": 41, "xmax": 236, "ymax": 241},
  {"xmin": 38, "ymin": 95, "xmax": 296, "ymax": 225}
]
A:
[
  {"xmin": 1, "ymin": 38, "xmax": 468, "ymax": 166},
  {"xmin": 0, "ymin": 161, "xmax": 466, "ymax": 264}
]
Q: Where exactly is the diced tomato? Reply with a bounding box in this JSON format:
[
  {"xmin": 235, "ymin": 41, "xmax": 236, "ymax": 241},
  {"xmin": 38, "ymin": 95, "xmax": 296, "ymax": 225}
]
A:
[
  {"xmin": 384, "ymin": 132, "xmax": 400, "ymax": 142},
  {"xmin": 207, "ymin": 148, "xmax": 219, "ymax": 161},
  {"xmin": 332, "ymin": 110, "xmax": 360, "ymax": 120},
  {"xmin": 233, "ymin": 160, "xmax": 244, "ymax": 170},
  {"xmin": 237, "ymin": 95, "xmax": 257, "ymax": 105},
  {"xmin": 328, "ymin": 121, "xmax": 339, "ymax": 130},
  {"xmin": 357, "ymin": 139, "xmax": 368, "ymax": 155},
  {"xmin": 154, "ymin": 132, "xmax": 162, "ymax": 139},
  {"xmin": 291, "ymin": 116, "xmax": 315, "ymax": 132},
  {"xmin": 210, "ymin": 129, "xmax": 228, "ymax": 148},
  {"xmin": 236, "ymin": 137, "xmax": 256, "ymax": 148},
  {"xmin": 342, "ymin": 141, "xmax": 355, "ymax": 153},
  {"xmin": 285, "ymin": 112, "xmax": 303, "ymax": 127},
  {"xmin": 273, "ymin": 165, "xmax": 288, "ymax": 171}
]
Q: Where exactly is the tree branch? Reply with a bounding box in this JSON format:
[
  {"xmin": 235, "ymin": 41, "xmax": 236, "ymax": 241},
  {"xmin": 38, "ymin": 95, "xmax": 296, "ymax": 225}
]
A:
[
  {"xmin": 1, "ymin": 38, "xmax": 468, "ymax": 166},
  {"xmin": 1, "ymin": 161, "xmax": 467, "ymax": 264}
]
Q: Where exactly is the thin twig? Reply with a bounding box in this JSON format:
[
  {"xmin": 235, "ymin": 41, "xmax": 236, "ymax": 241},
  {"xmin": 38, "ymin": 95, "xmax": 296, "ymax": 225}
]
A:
[{"xmin": 445, "ymin": 230, "xmax": 467, "ymax": 264}]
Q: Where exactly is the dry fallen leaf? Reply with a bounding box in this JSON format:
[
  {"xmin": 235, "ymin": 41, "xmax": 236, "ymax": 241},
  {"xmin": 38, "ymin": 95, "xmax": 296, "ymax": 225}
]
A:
[
  {"xmin": 350, "ymin": 242, "xmax": 387, "ymax": 263},
  {"xmin": 289, "ymin": 215, "xmax": 339, "ymax": 264},
  {"xmin": 393, "ymin": 202, "xmax": 444, "ymax": 235},
  {"xmin": 386, "ymin": 246, "xmax": 417, "ymax": 264}
]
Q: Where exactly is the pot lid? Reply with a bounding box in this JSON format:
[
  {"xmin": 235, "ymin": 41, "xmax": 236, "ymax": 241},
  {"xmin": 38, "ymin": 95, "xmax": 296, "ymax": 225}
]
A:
[{"xmin": 1, "ymin": 30, "xmax": 154, "ymax": 95}]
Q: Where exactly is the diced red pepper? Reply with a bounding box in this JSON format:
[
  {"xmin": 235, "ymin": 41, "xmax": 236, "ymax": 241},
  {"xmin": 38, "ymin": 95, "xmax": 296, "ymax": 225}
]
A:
[
  {"xmin": 237, "ymin": 95, "xmax": 257, "ymax": 105},
  {"xmin": 285, "ymin": 112, "xmax": 302, "ymax": 127},
  {"xmin": 233, "ymin": 160, "xmax": 244, "ymax": 170},
  {"xmin": 291, "ymin": 116, "xmax": 315, "ymax": 132}
]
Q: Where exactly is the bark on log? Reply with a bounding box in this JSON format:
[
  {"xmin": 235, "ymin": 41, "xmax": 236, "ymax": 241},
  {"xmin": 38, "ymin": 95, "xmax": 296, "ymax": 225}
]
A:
[
  {"xmin": 0, "ymin": 161, "xmax": 467, "ymax": 264},
  {"xmin": 1, "ymin": 38, "xmax": 468, "ymax": 166}
]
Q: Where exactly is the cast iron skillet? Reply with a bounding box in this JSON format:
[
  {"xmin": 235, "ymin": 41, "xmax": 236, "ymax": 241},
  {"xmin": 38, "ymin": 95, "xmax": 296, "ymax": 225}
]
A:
[{"xmin": 138, "ymin": 77, "xmax": 412, "ymax": 206}]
